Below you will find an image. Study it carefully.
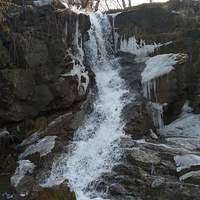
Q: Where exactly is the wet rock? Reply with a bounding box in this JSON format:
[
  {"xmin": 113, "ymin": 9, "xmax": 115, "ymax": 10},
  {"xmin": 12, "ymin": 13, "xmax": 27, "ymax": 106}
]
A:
[
  {"xmin": 14, "ymin": 175, "xmax": 35, "ymax": 198},
  {"xmin": 118, "ymin": 52, "xmax": 145, "ymax": 85},
  {"xmin": 115, "ymin": 7, "xmax": 177, "ymax": 39},
  {"xmin": 0, "ymin": 134, "xmax": 10, "ymax": 153},
  {"xmin": 123, "ymin": 112, "xmax": 156, "ymax": 139},
  {"xmin": 14, "ymin": 179, "xmax": 76, "ymax": 200},
  {"xmin": 0, "ymin": 4, "xmax": 92, "ymax": 128},
  {"xmin": 180, "ymin": 171, "xmax": 200, "ymax": 185},
  {"xmin": 109, "ymin": 184, "xmax": 130, "ymax": 196},
  {"xmin": 129, "ymin": 149, "xmax": 161, "ymax": 168}
]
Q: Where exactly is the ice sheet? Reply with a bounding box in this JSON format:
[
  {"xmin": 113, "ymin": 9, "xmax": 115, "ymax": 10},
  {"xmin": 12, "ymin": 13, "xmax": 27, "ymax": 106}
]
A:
[
  {"xmin": 11, "ymin": 160, "xmax": 35, "ymax": 187},
  {"xmin": 19, "ymin": 136, "xmax": 57, "ymax": 160}
]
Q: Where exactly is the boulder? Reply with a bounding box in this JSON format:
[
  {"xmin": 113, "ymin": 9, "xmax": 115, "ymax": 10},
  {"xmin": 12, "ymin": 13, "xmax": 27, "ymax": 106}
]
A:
[{"xmin": 14, "ymin": 178, "xmax": 76, "ymax": 200}]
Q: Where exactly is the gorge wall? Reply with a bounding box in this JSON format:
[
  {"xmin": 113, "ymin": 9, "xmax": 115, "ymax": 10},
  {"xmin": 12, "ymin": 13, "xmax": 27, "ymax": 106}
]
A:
[{"xmin": 1, "ymin": 0, "xmax": 200, "ymax": 200}]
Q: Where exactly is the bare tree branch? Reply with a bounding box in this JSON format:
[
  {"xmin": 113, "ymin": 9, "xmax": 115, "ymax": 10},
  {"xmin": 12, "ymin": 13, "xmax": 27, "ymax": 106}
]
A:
[
  {"xmin": 116, "ymin": 0, "xmax": 123, "ymax": 9},
  {"xmin": 122, "ymin": 0, "xmax": 126, "ymax": 9},
  {"xmin": 128, "ymin": 0, "xmax": 131, "ymax": 7}
]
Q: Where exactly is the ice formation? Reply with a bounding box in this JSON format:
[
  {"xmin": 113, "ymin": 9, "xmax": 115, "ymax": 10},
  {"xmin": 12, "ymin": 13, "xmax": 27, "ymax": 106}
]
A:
[
  {"xmin": 174, "ymin": 154, "xmax": 200, "ymax": 172},
  {"xmin": 33, "ymin": 0, "xmax": 53, "ymax": 6},
  {"xmin": 61, "ymin": 18, "xmax": 89, "ymax": 95},
  {"xmin": 141, "ymin": 53, "xmax": 187, "ymax": 100},
  {"xmin": 11, "ymin": 160, "xmax": 35, "ymax": 187},
  {"xmin": 119, "ymin": 36, "xmax": 162, "ymax": 62},
  {"xmin": 0, "ymin": 128, "xmax": 9, "ymax": 136},
  {"xmin": 134, "ymin": 139, "xmax": 190, "ymax": 153},
  {"xmin": 159, "ymin": 101, "xmax": 200, "ymax": 137},
  {"xmin": 19, "ymin": 136, "xmax": 57, "ymax": 160},
  {"xmin": 147, "ymin": 102, "xmax": 163, "ymax": 129},
  {"xmin": 107, "ymin": 12, "xmax": 121, "ymax": 53},
  {"xmin": 17, "ymin": 131, "xmax": 41, "ymax": 147},
  {"xmin": 179, "ymin": 170, "xmax": 200, "ymax": 181}
]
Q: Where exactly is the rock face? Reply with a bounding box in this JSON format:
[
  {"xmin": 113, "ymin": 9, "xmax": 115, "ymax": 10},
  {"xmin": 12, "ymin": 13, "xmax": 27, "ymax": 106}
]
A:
[
  {"xmin": 0, "ymin": 4, "xmax": 91, "ymax": 125},
  {"xmin": 2, "ymin": 1, "xmax": 200, "ymax": 200},
  {"xmin": 118, "ymin": 52, "xmax": 157, "ymax": 139},
  {"xmin": 114, "ymin": 0, "xmax": 200, "ymax": 125},
  {"xmin": 96, "ymin": 138, "xmax": 200, "ymax": 200},
  {"xmin": 0, "ymin": 2, "xmax": 92, "ymax": 190},
  {"xmin": 10, "ymin": 108, "xmax": 87, "ymax": 199}
]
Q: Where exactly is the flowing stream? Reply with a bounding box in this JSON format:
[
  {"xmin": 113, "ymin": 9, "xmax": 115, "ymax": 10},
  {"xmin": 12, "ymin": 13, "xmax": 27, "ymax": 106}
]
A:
[{"xmin": 43, "ymin": 12, "xmax": 132, "ymax": 200}]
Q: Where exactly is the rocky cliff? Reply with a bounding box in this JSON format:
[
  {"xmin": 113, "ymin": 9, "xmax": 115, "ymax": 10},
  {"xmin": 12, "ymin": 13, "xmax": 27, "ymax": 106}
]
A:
[
  {"xmin": 1, "ymin": 0, "xmax": 200, "ymax": 200},
  {"xmin": 114, "ymin": 0, "xmax": 200, "ymax": 125},
  {"xmin": 0, "ymin": 0, "xmax": 93, "ymax": 141},
  {"xmin": 0, "ymin": 2, "xmax": 92, "ymax": 197}
]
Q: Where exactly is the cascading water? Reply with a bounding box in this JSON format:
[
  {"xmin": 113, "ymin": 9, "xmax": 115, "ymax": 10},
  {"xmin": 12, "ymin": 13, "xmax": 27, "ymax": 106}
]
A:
[{"xmin": 42, "ymin": 12, "xmax": 131, "ymax": 200}]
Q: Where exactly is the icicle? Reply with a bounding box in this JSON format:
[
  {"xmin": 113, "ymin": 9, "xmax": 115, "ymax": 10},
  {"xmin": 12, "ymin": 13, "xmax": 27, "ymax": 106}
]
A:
[
  {"xmin": 148, "ymin": 81, "xmax": 151, "ymax": 100},
  {"xmin": 154, "ymin": 79, "xmax": 157, "ymax": 102},
  {"xmin": 108, "ymin": 13, "xmax": 121, "ymax": 53},
  {"xmin": 119, "ymin": 36, "xmax": 162, "ymax": 62},
  {"xmin": 119, "ymin": 36, "xmax": 138, "ymax": 54},
  {"xmin": 147, "ymin": 102, "xmax": 164, "ymax": 129},
  {"xmin": 62, "ymin": 17, "xmax": 89, "ymax": 94},
  {"xmin": 62, "ymin": 22, "xmax": 68, "ymax": 44}
]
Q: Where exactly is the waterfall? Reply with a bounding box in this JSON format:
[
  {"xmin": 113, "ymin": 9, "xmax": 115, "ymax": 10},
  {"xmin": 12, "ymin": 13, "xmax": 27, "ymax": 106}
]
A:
[{"xmin": 42, "ymin": 12, "xmax": 130, "ymax": 200}]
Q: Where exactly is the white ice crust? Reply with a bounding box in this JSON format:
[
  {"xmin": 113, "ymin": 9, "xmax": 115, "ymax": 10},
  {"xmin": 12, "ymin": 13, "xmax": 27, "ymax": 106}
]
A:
[
  {"xmin": 19, "ymin": 136, "xmax": 57, "ymax": 160},
  {"xmin": 0, "ymin": 128, "xmax": 9, "ymax": 136},
  {"xmin": 11, "ymin": 160, "xmax": 35, "ymax": 187},
  {"xmin": 160, "ymin": 101, "xmax": 200, "ymax": 137},
  {"xmin": 119, "ymin": 36, "xmax": 162, "ymax": 62},
  {"xmin": 179, "ymin": 170, "xmax": 200, "ymax": 181},
  {"xmin": 61, "ymin": 18, "xmax": 89, "ymax": 95},
  {"xmin": 174, "ymin": 154, "xmax": 200, "ymax": 172},
  {"xmin": 34, "ymin": 0, "xmax": 53, "ymax": 6},
  {"xmin": 17, "ymin": 131, "xmax": 41, "ymax": 147},
  {"xmin": 142, "ymin": 54, "xmax": 179, "ymax": 83},
  {"xmin": 141, "ymin": 53, "xmax": 187, "ymax": 101}
]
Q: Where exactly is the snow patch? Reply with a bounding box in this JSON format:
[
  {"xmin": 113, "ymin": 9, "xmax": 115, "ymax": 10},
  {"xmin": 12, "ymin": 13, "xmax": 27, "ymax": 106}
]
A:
[
  {"xmin": 165, "ymin": 138, "xmax": 200, "ymax": 151},
  {"xmin": 151, "ymin": 178, "xmax": 163, "ymax": 188},
  {"xmin": 172, "ymin": 10, "xmax": 179, "ymax": 13},
  {"xmin": 19, "ymin": 136, "xmax": 57, "ymax": 160},
  {"xmin": 180, "ymin": 100, "xmax": 193, "ymax": 117},
  {"xmin": 0, "ymin": 128, "xmax": 9, "ymax": 136},
  {"xmin": 159, "ymin": 113, "xmax": 200, "ymax": 137},
  {"xmin": 134, "ymin": 139, "xmax": 190, "ymax": 153},
  {"xmin": 160, "ymin": 101, "xmax": 197, "ymax": 135},
  {"xmin": 179, "ymin": 170, "xmax": 200, "ymax": 181},
  {"xmin": 2, "ymin": 192, "xmax": 14, "ymax": 200},
  {"xmin": 17, "ymin": 131, "xmax": 41, "ymax": 147},
  {"xmin": 34, "ymin": 0, "xmax": 53, "ymax": 6},
  {"xmin": 174, "ymin": 154, "xmax": 200, "ymax": 172},
  {"xmin": 41, "ymin": 179, "xmax": 64, "ymax": 188},
  {"xmin": 150, "ymin": 129, "xmax": 158, "ymax": 140},
  {"xmin": 11, "ymin": 160, "xmax": 35, "ymax": 187}
]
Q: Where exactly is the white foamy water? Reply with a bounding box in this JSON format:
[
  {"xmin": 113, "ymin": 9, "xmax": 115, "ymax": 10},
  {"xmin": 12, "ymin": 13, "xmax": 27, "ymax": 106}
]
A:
[{"xmin": 42, "ymin": 12, "xmax": 131, "ymax": 200}]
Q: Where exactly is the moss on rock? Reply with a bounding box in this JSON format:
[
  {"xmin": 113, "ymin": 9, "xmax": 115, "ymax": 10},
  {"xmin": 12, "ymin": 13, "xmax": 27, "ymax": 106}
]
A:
[{"xmin": 35, "ymin": 117, "xmax": 47, "ymax": 130}]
